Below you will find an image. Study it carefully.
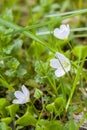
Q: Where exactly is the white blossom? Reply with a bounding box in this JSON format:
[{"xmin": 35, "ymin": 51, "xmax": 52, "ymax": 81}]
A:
[
  {"xmin": 54, "ymin": 24, "xmax": 70, "ymax": 40},
  {"xmin": 50, "ymin": 52, "xmax": 70, "ymax": 77},
  {"xmin": 12, "ymin": 85, "xmax": 30, "ymax": 104}
]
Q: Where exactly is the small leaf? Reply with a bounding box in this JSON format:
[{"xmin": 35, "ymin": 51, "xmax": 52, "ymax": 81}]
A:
[
  {"xmin": 54, "ymin": 97, "xmax": 65, "ymax": 110},
  {"xmin": 28, "ymin": 41, "xmax": 45, "ymax": 59},
  {"xmin": 16, "ymin": 111, "xmax": 37, "ymax": 126},
  {"xmin": 25, "ymin": 79, "xmax": 39, "ymax": 88},
  {"xmin": 5, "ymin": 69, "xmax": 16, "ymax": 77},
  {"xmin": 0, "ymin": 98, "xmax": 9, "ymax": 110},
  {"xmin": 35, "ymin": 60, "xmax": 49, "ymax": 83},
  {"xmin": 36, "ymin": 119, "xmax": 62, "ymax": 130},
  {"xmin": 47, "ymin": 120, "xmax": 62, "ymax": 130},
  {"xmin": 35, "ymin": 119, "xmax": 49, "ymax": 130},
  {"xmin": 34, "ymin": 88, "xmax": 43, "ymax": 99},
  {"xmin": 6, "ymin": 104, "xmax": 19, "ymax": 119},
  {"xmin": 3, "ymin": 44, "xmax": 14, "ymax": 54},
  {"xmin": 6, "ymin": 58, "xmax": 20, "ymax": 70},
  {"xmin": 0, "ymin": 77, "xmax": 14, "ymax": 91},
  {"xmin": 3, "ymin": 39, "xmax": 23, "ymax": 54},
  {"xmin": 13, "ymin": 39, "xmax": 23, "ymax": 51},
  {"xmin": 35, "ymin": 61, "xmax": 48, "ymax": 74},
  {"xmin": 17, "ymin": 67, "xmax": 27, "ymax": 77},
  {"xmin": 72, "ymin": 45, "xmax": 87, "ymax": 58},
  {"xmin": 46, "ymin": 102, "xmax": 55, "ymax": 112},
  {"xmin": 3, "ymin": 9, "xmax": 13, "ymax": 21},
  {"xmin": 1, "ymin": 117, "xmax": 12, "ymax": 125}
]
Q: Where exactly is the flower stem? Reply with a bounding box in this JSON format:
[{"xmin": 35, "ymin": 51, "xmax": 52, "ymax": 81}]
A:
[{"xmin": 65, "ymin": 55, "xmax": 86, "ymax": 111}]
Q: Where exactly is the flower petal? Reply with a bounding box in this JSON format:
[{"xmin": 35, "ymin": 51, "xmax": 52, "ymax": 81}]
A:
[
  {"xmin": 12, "ymin": 99, "xmax": 19, "ymax": 104},
  {"xmin": 58, "ymin": 30, "xmax": 68, "ymax": 39},
  {"xmin": 14, "ymin": 91, "xmax": 24, "ymax": 99},
  {"xmin": 50, "ymin": 52, "xmax": 71, "ymax": 77},
  {"xmin": 55, "ymin": 69, "xmax": 65, "ymax": 77},
  {"xmin": 55, "ymin": 52, "xmax": 70, "ymax": 71},
  {"xmin": 22, "ymin": 85, "xmax": 30, "ymax": 98},
  {"xmin": 12, "ymin": 99, "xmax": 21, "ymax": 104},
  {"xmin": 54, "ymin": 27, "xmax": 68, "ymax": 39},
  {"xmin": 54, "ymin": 24, "xmax": 70, "ymax": 40},
  {"xmin": 65, "ymin": 24, "xmax": 70, "ymax": 38},
  {"xmin": 12, "ymin": 98, "xmax": 26, "ymax": 104},
  {"xmin": 67, "ymin": 24, "xmax": 70, "ymax": 31},
  {"xmin": 55, "ymin": 52, "xmax": 67, "ymax": 61},
  {"xmin": 56, "ymin": 52, "xmax": 70, "ymax": 64},
  {"xmin": 50, "ymin": 58, "xmax": 60, "ymax": 68},
  {"xmin": 54, "ymin": 28, "xmax": 60, "ymax": 38},
  {"xmin": 60, "ymin": 24, "xmax": 66, "ymax": 30}
]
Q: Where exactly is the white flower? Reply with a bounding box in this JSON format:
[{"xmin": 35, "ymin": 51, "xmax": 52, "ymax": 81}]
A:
[
  {"xmin": 50, "ymin": 52, "xmax": 70, "ymax": 77},
  {"xmin": 54, "ymin": 24, "xmax": 70, "ymax": 40},
  {"xmin": 12, "ymin": 85, "xmax": 30, "ymax": 104}
]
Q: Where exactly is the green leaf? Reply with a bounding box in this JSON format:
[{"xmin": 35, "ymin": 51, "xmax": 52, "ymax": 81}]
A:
[
  {"xmin": 35, "ymin": 60, "xmax": 49, "ymax": 83},
  {"xmin": 63, "ymin": 120, "xmax": 77, "ymax": 130},
  {"xmin": 3, "ymin": 44, "xmax": 14, "ymax": 54},
  {"xmin": 72, "ymin": 45, "xmax": 87, "ymax": 58},
  {"xmin": 13, "ymin": 39, "xmax": 23, "ymax": 51},
  {"xmin": 0, "ymin": 76, "xmax": 14, "ymax": 91},
  {"xmin": 5, "ymin": 69, "xmax": 16, "ymax": 77},
  {"xmin": 7, "ymin": 126, "xmax": 12, "ymax": 130},
  {"xmin": 1, "ymin": 117, "xmax": 12, "ymax": 125},
  {"xmin": 3, "ymin": 38, "xmax": 23, "ymax": 55},
  {"xmin": 6, "ymin": 58, "xmax": 20, "ymax": 70},
  {"xmin": 0, "ymin": 122, "xmax": 11, "ymax": 130},
  {"xmin": 3, "ymin": 9, "xmax": 13, "ymax": 22},
  {"xmin": 28, "ymin": 41, "xmax": 45, "ymax": 59},
  {"xmin": 36, "ymin": 119, "xmax": 49, "ymax": 130},
  {"xmin": 47, "ymin": 120, "xmax": 62, "ymax": 130},
  {"xmin": 16, "ymin": 111, "xmax": 37, "ymax": 126},
  {"xmin": 34, "ymin": 88, "xmax": 43, "ymax": 99},
  {"xmin": 46, "ymin": 102, "xmax": 55, "ymax": 112},
  {"xmin": 0, "ymin": 98, "xmax": 9, "ymax": 116},
  {"xmin": 15, "ymin": 126, "xmax": 24, "ymax": 130},
  {"xmin": 0, "ymin": 98, "xmax": 9, "ymax": 110},
  {"xmin": 54, "ymin": 97, "xmax": 65, "ymax": 109},
  {"xmin": 35, "ymin": 61, "xmax": 48, "ymax": 74},
  {"xmin": 25, "ymin": 79, "xmax": 39, "ymax": 88},
  {"xmin": 0, "ymin": 122, "xmax": 7, "ymax": 130},
  {"xmin": 36, "ymin": 119, "xmax": 62, "ymax": 130},
  {"xmin": 17, "ymin": 67, "xmax": 27, "ymax": 77},
  {"xmin": 6, "ymin": 104, "xmax": 19, "ymax": 119}
]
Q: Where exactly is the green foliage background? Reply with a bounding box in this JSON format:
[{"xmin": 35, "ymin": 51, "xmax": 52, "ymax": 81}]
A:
[{"xmin": 0, "ymin": 0, "xmax": 87, "ymax": 130}]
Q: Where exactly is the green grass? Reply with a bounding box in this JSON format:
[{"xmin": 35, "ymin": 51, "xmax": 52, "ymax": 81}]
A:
[{"xmin": 0, "ymin": 0, "xmax": 87, "ymax": 130}]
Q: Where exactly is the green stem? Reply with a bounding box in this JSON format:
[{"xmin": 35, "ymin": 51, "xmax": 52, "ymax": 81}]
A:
[
  {"xmin": 36, "ymin": 27, "xmax": 87, "ymax": 36},
  {"xmin": 67, "ymin": 41, "xmax": 73, "ymax": 50},
  {"xmin": 60, "ymin": 78, "xmax": 66, "ymax": 100},
  {"xmin": 7, "ymin": 19, "xmax": 55, "ymax": 35},
  {"xmin": 72, "ymin": 34, "xmax": 87, "ymax": 38},
  {"xmin": 47, "ymin": 76, "xmax": 57, "ymax": 95},
  {"xmin": 39, "ymin": 61, "xmax": 57, "ymax": 95},
  {"xmin": 65, "ymin": 55, "xmax": 86, "ymax": 111},
  {"xmin": 35, "ymin": 103, "xmax": 46, "ymax": 129},
  {"xmin": 45, "ymin": 9, "xmax": 87, "ymax": 18},
  {"xmin": 71, "ymin": 27, "xmax": 87, "ymax": 32},
  {"xmin": 0, "ymin": 18, "xmax": 55, "ymax": 53},
  {"xmin": 0, "ymin": 74, "xmax": 14, "ymax": 91}
]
